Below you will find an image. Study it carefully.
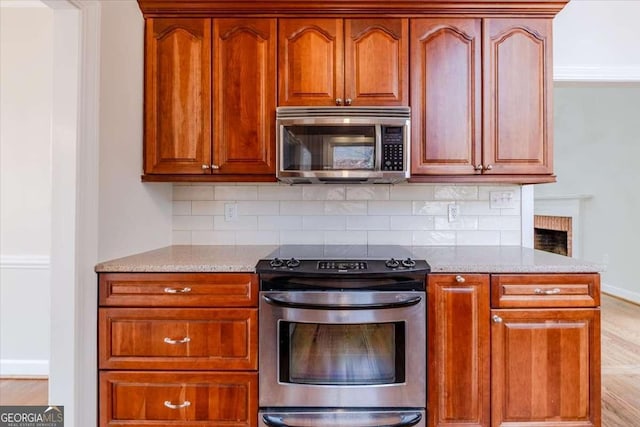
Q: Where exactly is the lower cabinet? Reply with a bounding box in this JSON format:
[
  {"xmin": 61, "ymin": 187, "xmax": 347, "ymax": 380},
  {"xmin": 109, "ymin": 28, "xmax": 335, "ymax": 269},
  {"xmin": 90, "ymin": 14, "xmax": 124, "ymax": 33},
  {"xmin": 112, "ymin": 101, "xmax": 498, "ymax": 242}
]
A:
[{"xmin": 428, "ymin": 273, "xmax": 601, "ymax": 427}]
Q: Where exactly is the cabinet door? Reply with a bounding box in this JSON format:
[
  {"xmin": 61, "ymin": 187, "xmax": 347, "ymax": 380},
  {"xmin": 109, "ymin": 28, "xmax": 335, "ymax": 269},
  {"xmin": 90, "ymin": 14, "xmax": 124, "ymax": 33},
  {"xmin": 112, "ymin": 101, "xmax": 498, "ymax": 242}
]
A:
[
  {"xmin": 428, "ymin": 274, "xmax": 490, "ymax": 427},
  {"xmin": 491, "ymin": 309, "xmax": 601, "ymax": 427},
  {"xmin": 144, "ymin": 18, "xmax": 212, "ymax": 175},
  {"xmin": 483, "ymin": 19, "xmax": 553, "ymax": 175},
  {"xmin": 344, "ymin": 19, "xmax": 408, "ymax": 106},
  {"xmin": 278, "ymin": 19, "xmax": 343, "ymax": 106},
  {"xmin": 213, "ymin": 19, "xmax": 276, "ymax": 175},
  {"xmin": 410, "ymin": 19, "xmax": 482, "ymax": 175}
]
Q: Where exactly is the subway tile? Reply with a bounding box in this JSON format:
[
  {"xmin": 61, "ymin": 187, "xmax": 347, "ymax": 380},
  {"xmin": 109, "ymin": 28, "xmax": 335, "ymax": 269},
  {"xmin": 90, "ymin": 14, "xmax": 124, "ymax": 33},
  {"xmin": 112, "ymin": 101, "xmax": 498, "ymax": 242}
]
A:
[
  {"xmin": 367, "ymin": 231, "xmax": 412, "ymax": 245},
  {"xmin": 259, "ymin": 216, "xmax": 303, "ymax": 230},
  {"xmin": 280, "ymin": 201, "xmax": 324, "ymax": 216},
  {"xmin": 213, "ymin": 216, "xmax": 258, "ymax": 231},
  {"xmin": 324, "ymin": 231, "xmax": 368, "ymax": 245},
  {"xmin": 237, "ymin": 201, "xmax": 280, "ymax": 215},
  {"xmin": 280, "ymin": 231, "xmax": 324, "ymax": 244},
  {"xmin": 457, "ymin": 201, "xmax": 494, "ymax": 216},
  {"xmin": 214, "ymin": 185, "xmax": 258, "ymax": 200},
  {"xmin": 303, "ymin": 186, "xmax": 345, "ymax": 200},
  {"xmin": 192, "ymin": 201, "xmax": 225, "ymax": 215},
  {"xmin": 303, "ymin": 216, "xmax": 346, "ymax": 230},
  {"xmin": 324, "ymin": 201, "xmax": 367, "ymax": 215},
  {"xmin": 478, "ymin": 216, "xmax": 502, "ymax": 230},
  {"xmin": 172, "ymin": 230, "xmax": 192, "ymax": 245},
  {"xmin": 346, "ymin": 216, "xmax": 390, "ymax": 230},
  {"xmin": 346, "ymin": 186, "xmax": 389, "ymax": 200},
  {"xmin": 235, "ymin": 231, "xmax": 280, "ymax": 245},
  {"xmin": 173, "ymin": 185, "xmax": 214, "ymax": 201},
  {"xmin": 258, "ymin": 184, "xmax": 303, "ymax": 200},
  {"xmin": 390, "ymin": 216, "xmax": 434, "ymax": 230},
  {"xmin": 434, "ymin": 185, "xmax": 478, "ymax": 200},
  {"xmin": 191, "ymin": 230, "xmax": 236, "ymax": 245},
  {"xmin": 412, "ymin": 231, "xmax": 456, "ymax": 246},
  {"xmin": 456, "ymin": 231, "xmax": 500, "ymax": 245},
  {"xmin": 390, "ymin": 184, "xmax": 435, "ymax": 200},
  {"xmin": 412, "ymin": 201, "xmax": 449, "ymax": 216},
  {"xmin": 172, "ymin": 201, "xmax": 191, "ymax": 215},
  {"xmin": 500, "ymin": 230, "xmax": 522, "ymax": 246},
  {"xmin": 368, "ymin": 201, "xmax": 412, "ymax": 215},
  {"xmin": 173, "ymin": 215, "xmax": 213, "ymax": 231},
  {"xmin": 435, "ymin": 216, "xmax": 479, "ymax": 230},
  {"xmin": 500, "ymin": 204, "xmax": 521, "ymax": 216}
]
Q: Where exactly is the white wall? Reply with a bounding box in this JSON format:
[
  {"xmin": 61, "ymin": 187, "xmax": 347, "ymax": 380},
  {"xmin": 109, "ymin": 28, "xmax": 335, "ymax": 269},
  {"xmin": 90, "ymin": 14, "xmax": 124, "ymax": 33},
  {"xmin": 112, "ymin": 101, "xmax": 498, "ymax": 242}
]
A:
[
  {"xmin": 554, "ymin": 0, "xmax": 640, "ymax": 81},
  {"xmin": 536, "ymin": 83, "xmax": 640, "ymax": 302},
  {"xmin": 0, "ymin": 5, "xmax": 53, "ymax": 376},
  {"xmin": 98, "ymin": 0, "xmax": 172, "ymax": 261}
]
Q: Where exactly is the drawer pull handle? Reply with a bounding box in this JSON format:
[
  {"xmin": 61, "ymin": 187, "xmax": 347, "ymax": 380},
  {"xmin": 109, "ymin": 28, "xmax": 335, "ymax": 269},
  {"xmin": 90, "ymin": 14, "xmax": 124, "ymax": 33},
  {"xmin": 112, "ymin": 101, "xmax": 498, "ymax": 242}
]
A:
[
  {"xmin": 534, "ymin": 287, "xmax": 561, "ymax": 295},
  {"xmin": 164, "ymin": 337, "xmax": 191, "ymax": 345},
  {"xmin": 164, "ymin": 287, "xmax": 192, "ymax": 294},
  {"xmin": 455, "ymin": 275, "xmax": 465, "ymax": 283},
  {"xmin": 164, "ymin": 400, "xmax": 191, "ymax": 409}
]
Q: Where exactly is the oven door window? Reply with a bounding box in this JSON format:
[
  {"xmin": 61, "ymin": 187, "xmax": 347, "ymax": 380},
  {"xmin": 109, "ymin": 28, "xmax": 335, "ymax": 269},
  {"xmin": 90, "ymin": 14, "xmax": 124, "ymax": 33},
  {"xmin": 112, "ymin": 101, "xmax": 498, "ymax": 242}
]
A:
[
  {"xmin": 279, "ymin": 322, "xmax": 405, "ymax": 385},
  {"xmin": 281, "ymin": 125, "xmax": 376, "ymax": 171}
]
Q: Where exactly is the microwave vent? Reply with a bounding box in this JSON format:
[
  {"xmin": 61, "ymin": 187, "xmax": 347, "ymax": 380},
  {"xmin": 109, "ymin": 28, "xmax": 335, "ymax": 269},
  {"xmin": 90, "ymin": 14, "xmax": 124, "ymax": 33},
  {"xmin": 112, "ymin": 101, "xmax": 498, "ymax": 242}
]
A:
[{"xmin": 276, "ymin": 106, "xmax": 410, "ymax": 120}]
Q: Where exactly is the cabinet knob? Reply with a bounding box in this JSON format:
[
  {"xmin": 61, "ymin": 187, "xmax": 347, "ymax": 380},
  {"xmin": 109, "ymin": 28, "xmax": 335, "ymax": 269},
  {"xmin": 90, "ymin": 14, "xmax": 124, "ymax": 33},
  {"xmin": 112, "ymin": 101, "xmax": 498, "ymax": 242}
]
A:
[
  {"xmin": 474, "ymin": 165, "xmax": 483, "ymax": 172},
  {"xmin": 345, "ymin": 98, "xmax": 352, "ymax": 106},
  {"xmin": 163, "ymin": 336, "xmax": 191, "ymax": 345},
  {"xmin": 201, "ymin": 164, "xmax": 210, "ymax": 170},
  {"xmin": 335, "ymin": 98, "xmax": 343, "ymax": 106},
  {"xmin": 492, "ymin": 315, "xmax": 503, "ymax": 324},
  {"xmin": 484, "ymin": 164, "xmax": 493, "ymax": 171},
  {"xmin": 455, "ymin": 275, "xmax": 465, "ymax": 283},
  {"xmin": 164, "ymin": 400, "xmax": 191, "ymax": 409},
  {"xmin": 211, "ymin": 164, "xmax": 220, "ymax": 170}
]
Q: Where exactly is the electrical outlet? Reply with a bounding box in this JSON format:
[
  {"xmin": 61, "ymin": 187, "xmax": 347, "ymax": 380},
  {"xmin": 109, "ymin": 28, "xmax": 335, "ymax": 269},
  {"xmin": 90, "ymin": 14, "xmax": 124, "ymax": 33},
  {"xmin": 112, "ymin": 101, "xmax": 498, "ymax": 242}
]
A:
[
  {"xmin": 224, "ymin": 203, "xmax": 238, "ymax": 222},
  {"xmin": 490, "ymin": 191, "xmax": 517, "ymax": 209},
  {"xmin": 448, "ymin": 204, "xmax": 460, "ymax": 222}
]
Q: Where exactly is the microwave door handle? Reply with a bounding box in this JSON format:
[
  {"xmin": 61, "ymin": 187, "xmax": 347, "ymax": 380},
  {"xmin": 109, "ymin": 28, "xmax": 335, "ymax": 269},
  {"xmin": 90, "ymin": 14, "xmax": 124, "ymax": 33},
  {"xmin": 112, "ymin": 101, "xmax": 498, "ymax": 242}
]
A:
[
  {"xmin": 375, "ymin": 123, "xmax": 382, "ymax": 171},
  {"xmin": 262, "ymin": 294, "xmax": 422, "ymax": 310},
  {"xmin": 262, "ymin": 412, "xmax": 422, "ymax": 427}
]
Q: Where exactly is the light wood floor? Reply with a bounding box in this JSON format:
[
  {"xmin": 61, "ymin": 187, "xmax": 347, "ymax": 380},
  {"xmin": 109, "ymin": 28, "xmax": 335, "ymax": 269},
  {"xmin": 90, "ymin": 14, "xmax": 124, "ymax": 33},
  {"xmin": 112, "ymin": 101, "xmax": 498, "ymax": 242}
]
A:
[{"xmin": 0, "ymin": 294, "xmax": 638, "ymax": 425}]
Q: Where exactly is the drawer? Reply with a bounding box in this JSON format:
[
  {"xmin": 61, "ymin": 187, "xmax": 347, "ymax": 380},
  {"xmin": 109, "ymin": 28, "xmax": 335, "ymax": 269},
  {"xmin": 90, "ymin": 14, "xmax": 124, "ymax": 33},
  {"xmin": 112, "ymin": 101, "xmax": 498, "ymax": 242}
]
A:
[
  {"xmin": 99, "ymin": 308, "xmax": 257, "ymax": 370},
  {"xmin": 99, "ymin": 371, "xmax": 257, "ymax": 427},
  {"xmin": 491, "ymin": 274, "xmax": 600, "ymax": 308},
  {"xmin": 98, "ymin": 273, "xmax": 258, "ymax": 307}
]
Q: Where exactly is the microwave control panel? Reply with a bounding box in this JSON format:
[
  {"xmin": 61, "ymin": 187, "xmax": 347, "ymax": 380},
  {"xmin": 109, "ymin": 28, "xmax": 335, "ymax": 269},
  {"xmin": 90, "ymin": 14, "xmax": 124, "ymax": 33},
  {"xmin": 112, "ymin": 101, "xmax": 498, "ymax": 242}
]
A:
[{"xmin": 381, "ymin": 126, "xmax": 404, "ymax": 171}]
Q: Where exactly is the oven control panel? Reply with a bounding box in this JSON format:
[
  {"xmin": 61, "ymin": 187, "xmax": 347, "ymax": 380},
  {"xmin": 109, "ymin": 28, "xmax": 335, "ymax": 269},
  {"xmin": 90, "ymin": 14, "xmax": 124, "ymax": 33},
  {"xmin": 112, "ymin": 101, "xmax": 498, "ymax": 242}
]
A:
[{"xmin": 318, "ymin": 261, "xmax": 368, "ymax": 271}]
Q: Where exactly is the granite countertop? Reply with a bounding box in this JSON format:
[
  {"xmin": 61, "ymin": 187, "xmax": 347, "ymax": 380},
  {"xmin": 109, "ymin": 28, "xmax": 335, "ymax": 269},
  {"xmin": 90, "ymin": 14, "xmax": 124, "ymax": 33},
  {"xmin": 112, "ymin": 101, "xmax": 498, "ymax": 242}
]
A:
[{"xmin": 95, "ymin": 245, "xmax": 604, "ymax": 274}]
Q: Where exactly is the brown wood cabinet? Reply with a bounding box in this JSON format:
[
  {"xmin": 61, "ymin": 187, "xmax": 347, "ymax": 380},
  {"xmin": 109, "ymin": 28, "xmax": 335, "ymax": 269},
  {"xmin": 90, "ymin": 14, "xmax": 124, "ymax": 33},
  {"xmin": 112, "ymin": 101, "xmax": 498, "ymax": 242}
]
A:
[
  {"xmin": 411, "ymin": 18, "xmax": 555, "ymax": 182},
  {"xmin": 98, "ymin": 273, "xmax": 259, "ymax": 427},
  {"xmin": 490, "ymin": 274, "xmax": 601, "ymax": 427},
  {"xmin": 427, "ymin": 274, "xmax": 490, "ymax": 427},
  {"xmin": 143, "ymin": 18, "xmax": 276, "ymax": 181},
  {"xmin": 278, "ymin": 18, "xmax": 408, "ymax": 106}
]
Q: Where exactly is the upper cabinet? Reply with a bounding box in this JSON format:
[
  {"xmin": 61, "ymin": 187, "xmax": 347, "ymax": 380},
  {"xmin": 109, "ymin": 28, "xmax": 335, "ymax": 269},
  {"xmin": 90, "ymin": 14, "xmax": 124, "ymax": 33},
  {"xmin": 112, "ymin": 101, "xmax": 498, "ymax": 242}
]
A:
[
  {"xmin": 143, "ymin": 18, "xmax": 276, "ymax": 181},
  {"xmin": 411, "ymin": 17, "xmax": 554, "ymax": 182},
  {"xmin": 278, "ymin": 19, "xmax": 408, "ymax": 106}
]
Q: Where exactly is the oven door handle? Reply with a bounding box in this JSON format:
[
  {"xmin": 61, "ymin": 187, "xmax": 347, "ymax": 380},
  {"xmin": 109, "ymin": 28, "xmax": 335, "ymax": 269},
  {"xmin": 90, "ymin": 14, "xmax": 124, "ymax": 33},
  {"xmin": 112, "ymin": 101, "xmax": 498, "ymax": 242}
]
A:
[
  {"xmin": 262, "ymin": 412, "xmax": 422, "ymax": 427},
  {"xmin": 262, "ymin": 294, "xmax": 422, "ymax": 310}
]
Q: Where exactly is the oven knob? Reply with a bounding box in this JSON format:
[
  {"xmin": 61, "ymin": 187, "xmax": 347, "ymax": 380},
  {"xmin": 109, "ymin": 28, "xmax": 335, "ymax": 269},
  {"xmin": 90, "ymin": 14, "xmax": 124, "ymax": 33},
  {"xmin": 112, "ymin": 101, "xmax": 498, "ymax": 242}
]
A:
[
  {"xmin": 286, "ymin": 258, "xmax": 301, "ymax": 268},
  {"xmin": 385, "ymin": 258, "xmax": 400, "ymax": 268},
  {"xmin": 269, "ymin": 258, "xmax": 284, "ymax": 268},
  {"xmin": 402, "ymin": 258, "xmax": 416, "ymax": 268}
]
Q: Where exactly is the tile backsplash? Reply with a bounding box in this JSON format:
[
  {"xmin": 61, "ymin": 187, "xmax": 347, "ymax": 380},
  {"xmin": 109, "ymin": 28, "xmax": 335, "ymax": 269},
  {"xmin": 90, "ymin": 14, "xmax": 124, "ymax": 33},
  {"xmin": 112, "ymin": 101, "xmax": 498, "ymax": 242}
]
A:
[{"xmin": 172, "ymin": 183, "xmax": 523, "ymax": 246}]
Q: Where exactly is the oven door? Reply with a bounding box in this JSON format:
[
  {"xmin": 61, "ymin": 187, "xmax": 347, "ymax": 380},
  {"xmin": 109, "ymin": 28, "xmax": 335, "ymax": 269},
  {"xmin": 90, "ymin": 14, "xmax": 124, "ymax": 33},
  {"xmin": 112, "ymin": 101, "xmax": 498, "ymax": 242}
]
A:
[{"xmin": 259, "ymin": 291, "xmax": 426, "ymax": 409}]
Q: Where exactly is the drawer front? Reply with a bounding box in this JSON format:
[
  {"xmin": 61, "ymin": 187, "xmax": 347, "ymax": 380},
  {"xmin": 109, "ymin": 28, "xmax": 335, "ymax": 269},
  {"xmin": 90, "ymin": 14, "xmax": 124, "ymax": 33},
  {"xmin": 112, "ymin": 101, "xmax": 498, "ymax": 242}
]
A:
[
  {"xmin": 491, "ymin": 274, "xmax": 600, "ymax": 308},
  {"xmin": 99, "ymin": 308, "xmax": 257, "ymax": 370},
  {"xmin": 99, "ymin": 273, "xmax": 258, "ymax": 307},
  {"xmin": 99, "ymin": 371, "xmax": 257, "ymax": 427}
]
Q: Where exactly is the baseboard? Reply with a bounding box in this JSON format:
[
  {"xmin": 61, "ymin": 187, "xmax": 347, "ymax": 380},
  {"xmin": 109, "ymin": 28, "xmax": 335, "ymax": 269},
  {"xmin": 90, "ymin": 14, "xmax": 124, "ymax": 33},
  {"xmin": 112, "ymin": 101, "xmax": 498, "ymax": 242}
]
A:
[
  {"xmin": 0, "ymin": 359, "xmax": 49, "ymax": 377},
  {"xmin": 0, "ymin": 255, "xmax": 50, "ymax": 270},
  {"xmin": 602, "ymin": 283, "xmax": 640, "ymax": 306}
]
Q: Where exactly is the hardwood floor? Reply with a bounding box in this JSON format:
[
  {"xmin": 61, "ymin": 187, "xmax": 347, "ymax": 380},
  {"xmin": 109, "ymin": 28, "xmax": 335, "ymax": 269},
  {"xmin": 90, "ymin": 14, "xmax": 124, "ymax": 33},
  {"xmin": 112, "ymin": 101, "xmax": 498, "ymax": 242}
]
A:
[{"xmin": 0, "ymin": 294, "xmax": 637, "ymax": 426}]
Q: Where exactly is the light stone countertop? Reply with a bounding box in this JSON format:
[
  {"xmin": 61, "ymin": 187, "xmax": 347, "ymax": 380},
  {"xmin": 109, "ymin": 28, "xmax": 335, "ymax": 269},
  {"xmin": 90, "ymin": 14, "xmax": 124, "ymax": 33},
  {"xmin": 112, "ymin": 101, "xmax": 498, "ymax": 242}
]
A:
[{"xmin": 95, "ymin": 245, "xmax": 604, "ymax": 273}]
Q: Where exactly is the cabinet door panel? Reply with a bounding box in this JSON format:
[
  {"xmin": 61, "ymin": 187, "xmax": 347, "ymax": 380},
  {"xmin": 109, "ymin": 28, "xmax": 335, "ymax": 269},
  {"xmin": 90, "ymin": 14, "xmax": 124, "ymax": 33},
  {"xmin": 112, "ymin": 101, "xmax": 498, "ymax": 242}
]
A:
[
  {"xmin": 411, "ymin": 19, "xmax": 481, "ymax": 175},
  {"xmin": 428, "ymin": 274, "xmax": 490, "ymax": 427},
  {"xmin": 278, "ymin": 19, "xmax": 343, "ymax": 106},
  {"xmin": 213, "ymin": 19, "xmax": 276, "ymax": 175},
  {"xmin": 345, "ymin": 19, "xmax": 408, "ymax": 106},
  {"xmin": 144, "ymin": 19, "xmax": 212, "ymax": 174},
  {"xmin": 491, "ymin": 309, "xmax": 601, "ymax": 426},
  {"xmin": 483, "ymin": 19, "xmax": 553, "ymax": 175}
]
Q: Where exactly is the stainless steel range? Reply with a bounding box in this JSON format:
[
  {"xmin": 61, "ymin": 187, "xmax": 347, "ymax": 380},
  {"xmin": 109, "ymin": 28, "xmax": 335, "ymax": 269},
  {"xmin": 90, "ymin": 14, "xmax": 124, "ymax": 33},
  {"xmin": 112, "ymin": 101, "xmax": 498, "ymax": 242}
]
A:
[{"xmin": 256, "ymin": 245, "xmax": 430, "ymax": 427}]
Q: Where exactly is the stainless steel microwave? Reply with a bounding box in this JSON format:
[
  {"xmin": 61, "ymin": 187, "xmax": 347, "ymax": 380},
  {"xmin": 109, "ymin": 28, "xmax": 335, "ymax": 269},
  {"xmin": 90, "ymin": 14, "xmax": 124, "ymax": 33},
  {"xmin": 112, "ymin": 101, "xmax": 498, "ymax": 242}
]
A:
[{"xmin": 276, "ymin": 107, "xmax": 410, "ymax": 184}]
